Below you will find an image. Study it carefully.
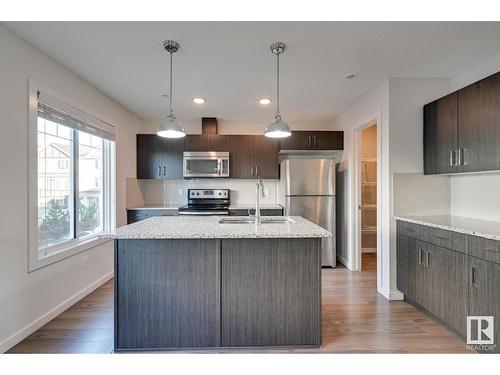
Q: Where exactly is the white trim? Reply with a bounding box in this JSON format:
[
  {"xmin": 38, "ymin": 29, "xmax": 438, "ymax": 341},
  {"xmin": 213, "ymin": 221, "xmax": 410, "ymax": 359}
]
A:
[
  {"xmin": 28, "ymin": 78, "xmax": 116, "ymax": 272},
  {"xmin": 348, "ymin": 111, "xmax": 386, "ymax": 297},
  {"xmin": 0, "ymin": 271, "xmax": 113, "ymax": 353}
]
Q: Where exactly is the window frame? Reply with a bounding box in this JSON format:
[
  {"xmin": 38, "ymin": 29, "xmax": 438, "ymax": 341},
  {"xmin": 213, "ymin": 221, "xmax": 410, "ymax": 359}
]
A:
[{"xmin": 28, "ymin": 79, "xmax": 116, "ymax": 272}]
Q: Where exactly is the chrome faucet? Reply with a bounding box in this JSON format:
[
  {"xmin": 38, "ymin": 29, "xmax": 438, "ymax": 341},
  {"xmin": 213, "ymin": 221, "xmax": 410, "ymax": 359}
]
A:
[{"xmin": 255, "ymin": 177, "xmax": 266, "ymax": 224}]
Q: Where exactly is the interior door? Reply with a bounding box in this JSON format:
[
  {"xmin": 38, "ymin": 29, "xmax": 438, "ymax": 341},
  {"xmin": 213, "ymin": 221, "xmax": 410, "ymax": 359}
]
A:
[{"xmin": 287, "ymin": 196, "xmax": 335, "ymax": 266}]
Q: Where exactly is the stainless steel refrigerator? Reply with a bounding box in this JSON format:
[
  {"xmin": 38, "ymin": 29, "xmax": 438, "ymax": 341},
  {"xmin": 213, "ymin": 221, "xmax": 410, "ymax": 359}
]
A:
[{"xmin": 279, "ymin": 158, "xmax": 336, "ymax": 267}]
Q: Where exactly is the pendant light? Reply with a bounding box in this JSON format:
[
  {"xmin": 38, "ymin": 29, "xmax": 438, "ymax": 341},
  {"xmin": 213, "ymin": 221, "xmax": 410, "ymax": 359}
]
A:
[
  {"xmin": 265, "ymin": 42, "xmax": 292, "ymax": 138},
  {"xmin": 157, "ymin": 40, "xmax": 186, "ymax": 138}
]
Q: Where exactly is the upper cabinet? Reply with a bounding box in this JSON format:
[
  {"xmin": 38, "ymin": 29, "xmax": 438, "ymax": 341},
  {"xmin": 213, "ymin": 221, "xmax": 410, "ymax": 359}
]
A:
[
  {"xmin": 136, "ymin": 135, "xmax": 184, "ymax": 179},
  {"xmin": 229, "ymin": 135, "xmax": 279, "ymax": 179},
  {"xmin": 424, "ymin": 71, "xmax": 500, "ymax": 175},
  {"xmin": 184, "ymin": 135, "xmax": 229, "ymax": 152},
  {"xmin": 279, "ymin": 131, "xmax": 343, "ymax": 151}
]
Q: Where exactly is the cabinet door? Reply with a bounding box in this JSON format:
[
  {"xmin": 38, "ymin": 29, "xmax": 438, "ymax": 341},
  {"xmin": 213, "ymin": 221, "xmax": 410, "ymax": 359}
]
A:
[
  {"xmin": 426, "ymin": 244, "xmax": 468, "ymax": 336},
  {"xmin": 311, "ymin": 131, "xmax": 344, "ymax": 150},
  {"xmin": 229, "ymin": 135, "xmax": 256, "ymax": 179},
  {"xmin": 423, "ymin": 93, "xmax": 458, "ymax": 175},
  {"xmin": 458, "ymin": 72, "xmax": 500, "ymax": 173},
  {"xmin": 253, "ymin": 135, "xmax": 279, "ymax": 178},
  {"xmin": 397, "ymin": 235, "xmax": 417, "ymax": 299},
  {"xmin": 468, "ymin": 257, "xmax": 500, "ymax": 353},
  {"xmin": 279, "ymin": 131, "xmax": 316, "ymax": 150},
  {"xmin": 160, "ymin": 138, "xmax": 184, "ymax": 179},
  {"xmin": 221, "ymin": 238, "xmax": 321, "ymax": 347},
  {"xmin": 136, "ymin": 134, "xmax": 163, "ymax": 179},
  {"xmin": 184, "ymin": 135, "xmax": 229, "ymax": 151},
  {"xmin": 116, "ymin": 239, "xmax": 221, "ymax": 349}
]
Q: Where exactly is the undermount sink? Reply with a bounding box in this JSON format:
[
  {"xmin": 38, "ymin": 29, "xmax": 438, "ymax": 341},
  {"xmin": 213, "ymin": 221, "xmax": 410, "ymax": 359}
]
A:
[{"xmin": 218, "ymin": 217, "xmax": 295, "ymax": 224}]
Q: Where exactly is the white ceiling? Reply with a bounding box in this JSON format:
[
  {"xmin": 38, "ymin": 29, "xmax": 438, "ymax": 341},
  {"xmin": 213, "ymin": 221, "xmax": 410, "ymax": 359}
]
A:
[{"xmin": 5, "ymin": 22, "xmax": 500, "ymax": 125}]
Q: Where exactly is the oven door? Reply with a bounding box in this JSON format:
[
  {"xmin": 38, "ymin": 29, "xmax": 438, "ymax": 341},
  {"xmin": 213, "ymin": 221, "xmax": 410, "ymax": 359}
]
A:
[{"xmin": 183, "ymin": 152, "xmax": 229, "ymax": 178}]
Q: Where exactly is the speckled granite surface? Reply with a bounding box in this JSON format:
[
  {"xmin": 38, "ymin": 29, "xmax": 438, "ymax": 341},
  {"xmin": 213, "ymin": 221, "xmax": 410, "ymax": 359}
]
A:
[
  {"xmin": 394, "ymin": 215, "xmax": 500, "ymax": 241},
  {"xmin": 101, "ymin": 216, "xmax": 331, "ymax": 240}
]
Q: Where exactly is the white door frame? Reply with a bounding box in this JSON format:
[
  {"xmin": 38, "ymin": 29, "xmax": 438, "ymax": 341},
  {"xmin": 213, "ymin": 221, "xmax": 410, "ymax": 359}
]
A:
[{"xmin": 348, "ymin": 112, "xmax": 382, "ymax": 286}]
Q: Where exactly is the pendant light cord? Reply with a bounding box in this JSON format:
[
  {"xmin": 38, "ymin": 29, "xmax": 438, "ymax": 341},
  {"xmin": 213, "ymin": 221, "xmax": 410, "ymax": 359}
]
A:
[
  {"xmin": 276, "ymin": 53, "xmax": 280, "ymax": 118},
  {"xmin": 169, "ymin": 51, "xmax": 173, "ymax": 115}
]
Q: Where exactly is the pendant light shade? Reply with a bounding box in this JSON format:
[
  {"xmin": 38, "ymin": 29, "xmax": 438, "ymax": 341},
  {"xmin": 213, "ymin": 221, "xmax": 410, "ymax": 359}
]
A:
[
  {"xmin": 265, "ymin": 42, "xmax": 291, "ymax": 138},
  {"xmin": 157, "ymin": 40, "xmax": 186, "ymax": 138}
]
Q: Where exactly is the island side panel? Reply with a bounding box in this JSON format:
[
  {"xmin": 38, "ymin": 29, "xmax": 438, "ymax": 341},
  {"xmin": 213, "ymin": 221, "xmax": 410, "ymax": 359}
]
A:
[
  {"xmin": 115, "ymin": 239, "xmax": 221, "ymax": 350},
  {"xmin": 221, "ymin": 238, "xmax": 321, "ymax": 347}
]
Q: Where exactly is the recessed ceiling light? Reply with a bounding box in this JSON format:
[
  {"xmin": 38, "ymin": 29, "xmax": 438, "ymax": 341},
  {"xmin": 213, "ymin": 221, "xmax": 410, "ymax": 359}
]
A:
[
  {"xmin": 259, "ymin": 98, "xmax": 272, "ymax": 105},
  {"xmin": 193, "ymin": 97, "xmax": 206, "ymax": 104},
  {"xmin": 345, "ymin": 72, "xmax": 359, "ymax": 79}
]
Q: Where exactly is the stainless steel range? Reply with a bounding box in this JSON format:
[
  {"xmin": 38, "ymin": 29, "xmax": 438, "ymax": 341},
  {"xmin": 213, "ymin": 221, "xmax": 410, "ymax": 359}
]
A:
[{"xmin": 178, "ymin": 189, "xmax": 230, "ymax": 216}]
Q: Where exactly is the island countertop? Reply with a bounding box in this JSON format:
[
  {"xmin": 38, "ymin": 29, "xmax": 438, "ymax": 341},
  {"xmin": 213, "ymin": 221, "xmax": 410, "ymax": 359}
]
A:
[{"xmin": 101, "ymin": 216, "xmax": 331, "ymax": 240}]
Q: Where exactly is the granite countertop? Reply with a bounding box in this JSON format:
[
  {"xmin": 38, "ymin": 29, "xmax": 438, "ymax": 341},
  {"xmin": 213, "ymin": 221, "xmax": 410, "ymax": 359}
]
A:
[
  {"xmin": 394, "ymin": 214, "xmax": 500, "ymax": 241},
  {"xmin": 101, "ymin": 216, "xmax": 331, "ymax": 240}
]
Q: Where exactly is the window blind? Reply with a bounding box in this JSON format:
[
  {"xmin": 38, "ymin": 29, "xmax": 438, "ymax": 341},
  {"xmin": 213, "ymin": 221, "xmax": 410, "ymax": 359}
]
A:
[{"xmin": 37, "ymin": 91, "xmax": 115, "ymax": 141}]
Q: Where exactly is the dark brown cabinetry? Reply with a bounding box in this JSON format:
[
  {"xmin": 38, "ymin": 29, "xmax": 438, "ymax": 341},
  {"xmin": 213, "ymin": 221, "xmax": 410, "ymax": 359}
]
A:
[
  {"xmin": 424, "ymin": 71, "xmax": 500, "ymax": 175},
  {"xmin": 279, "ymin": 131, "xmax": 343, "ymax": 151},
  {"xmin": 184, "ymin": 134, "xmax": 229, "ymax": 152},
  {"xmin": 127, "ymin": 209, "xmax": 178, "ymax": 224},
  {"xmin": 229, "ymin": 135, "xmax": 279, "ymax": 179},
  {"xmin": 468, "ymin": 256, "xmax": 500, "ymax": 352},
  {"xmin": 221, "ymin": 238, "xmax": 321, "ymax": 347},
  {"xmin": 397, "ymin": 220, "xmax": 500, "ymax": 348},
  {"xmin": 136, "ymin": 135, "xmax": 184, "ymax": 179}
]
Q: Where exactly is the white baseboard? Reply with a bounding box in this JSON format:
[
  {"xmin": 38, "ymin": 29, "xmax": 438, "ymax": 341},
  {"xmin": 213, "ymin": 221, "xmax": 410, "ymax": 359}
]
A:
[
  {"xmin": 0, "ymin": 271, "xmax": 113, "ymax": 353},
  {"xmin": 377, "ymin": 287, "xmax": 404, "ymax": 301}
]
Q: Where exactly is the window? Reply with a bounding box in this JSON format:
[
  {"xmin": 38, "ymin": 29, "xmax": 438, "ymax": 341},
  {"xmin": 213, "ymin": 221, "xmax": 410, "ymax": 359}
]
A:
[{"xmin": 29, "ymin": 81, "xmax": 116, "ymax": 271}]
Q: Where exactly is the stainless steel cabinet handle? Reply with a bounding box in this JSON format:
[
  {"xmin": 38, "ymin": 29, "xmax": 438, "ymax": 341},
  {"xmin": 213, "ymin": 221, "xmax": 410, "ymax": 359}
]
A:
[
  {"xmin": 250, "ymin": 166, "xmax": 254, "ymax": 176},
  {"xmin": 418, "ymin": 248, "xmax": 424, "ymax": 264},
  {"xmin": 307, "ymin": 136, "xmax": 311, "ymax": 147},
  {"xmin": 449, "ymin": 149, "xmax": 457, "ymax": 167},
  {"xmin": 425, "ymin": 251, "xmax": 430, "ymax": 267},
  {"xmin": 470, "ymin": 266, "xmax": 477, "ymax": 286},
  {"xmin": 158, "ymin": 166, "xmax": 162, "ymax": 176},
  {"xmin": 256, "ymin": 166, "xmax": 260, "ymax": 176},
  {"xmin": 163, "ymin": 166, "xmax": 166, "ymax": 176},
  {"xmin": 314, "ymin": 135, "xmax": 318, "ymax": 147},
  {"xmin": 457, "ymin": 148, "xmax": 463, "ymax": 166},
  {"xmin": 461, "ymin": 148, "xmax": 468, "ymax": 166}
]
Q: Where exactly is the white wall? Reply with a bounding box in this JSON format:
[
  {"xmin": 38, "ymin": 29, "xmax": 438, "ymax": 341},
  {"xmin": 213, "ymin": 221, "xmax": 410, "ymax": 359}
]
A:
[
  {"xmin": 333, "ymin": 78, "xmax": 450, "ymax": 300},
  {"xmin": 449, "ymin": 52, "xmax": 500, "ymax": 222},
  {"xmin": 0, "ymin": 25, "xmax": 143, "ymax": 352}
]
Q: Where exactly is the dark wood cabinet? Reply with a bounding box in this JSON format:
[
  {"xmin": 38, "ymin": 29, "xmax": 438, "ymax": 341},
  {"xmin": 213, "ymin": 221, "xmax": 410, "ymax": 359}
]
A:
[
  {"xmin": 424, "ymin": 71, "xmax": 500, "ymax": 175},
  {"xmin": 127, "ymin": 209, "xmax": 178, "ymax": 224},
  {"xmin": 279, "ymin": 131, "xmax": 343, "ymax": 151},
  {"xmin": 458, "ymin": 72, "xmax": 500, "ymax": 173},
  {"xmin": 424, "ymin": 93, "xmax": 458, "ymax": 174},
  {"xmin": 184, "ymin": 134, "xmax": 229, "ymax": 152},
  {"xmin": 468, "ymin": 257, "xmax": 500, "ymax": 352},
  {"xmin": 136, "ymin": 134, "xmax": 184, "ymax": 179},
  {"xmin": 115, "ymin": 239, "xmax": 221, "ymax": 349},
  {"xmin": 397, "ymin": 222, "xmax": 469, "ymax": 339},
  {"xmin": 229, "ymin": 135, "xmax": 279, "ymax": 179},
  {"xmin": 221, "ymin": 238, "xmax": 321, "ymax": 347}
]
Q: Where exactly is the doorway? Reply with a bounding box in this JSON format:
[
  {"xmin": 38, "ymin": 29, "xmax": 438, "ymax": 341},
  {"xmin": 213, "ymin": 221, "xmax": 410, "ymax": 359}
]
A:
[{"xmin": 359, "ymin": 124, "xmax": 377, "ymax": 271}]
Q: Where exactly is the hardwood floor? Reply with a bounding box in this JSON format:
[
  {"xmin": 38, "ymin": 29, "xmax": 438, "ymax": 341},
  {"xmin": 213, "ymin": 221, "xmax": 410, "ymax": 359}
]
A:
[{"xmin": 7, "ymin": 254, "xmax": 471, "ymax": 354}]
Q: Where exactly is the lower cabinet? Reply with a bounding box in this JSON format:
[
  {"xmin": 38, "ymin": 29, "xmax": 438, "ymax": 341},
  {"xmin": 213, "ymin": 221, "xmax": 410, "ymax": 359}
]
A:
[
  {"xmin": 397, "ymin": 235, "xmax": 468, "ymax": 336},
  {"xmin": 468, "ymin": 256, "xmax": 500, "ymax": 352},
  {"xmin": 221, "ymin": 238, "xmax": 321, "ymax": 347},
  {"xmin": 127, "ymin": 209, "xmax": 178, "ymax": 224}
]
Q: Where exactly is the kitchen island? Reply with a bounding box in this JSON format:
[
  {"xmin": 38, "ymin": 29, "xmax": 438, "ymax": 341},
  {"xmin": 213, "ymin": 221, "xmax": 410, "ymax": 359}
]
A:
[{"xmin": 101, "ymin": 216, "xmax": 331, "ymax": 351}]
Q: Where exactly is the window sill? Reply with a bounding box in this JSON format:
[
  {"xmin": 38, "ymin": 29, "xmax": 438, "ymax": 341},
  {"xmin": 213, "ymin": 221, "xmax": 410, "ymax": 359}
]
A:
[{"xmin": 29, "ymin": 235, "xmax": 112, "ymax": 272}]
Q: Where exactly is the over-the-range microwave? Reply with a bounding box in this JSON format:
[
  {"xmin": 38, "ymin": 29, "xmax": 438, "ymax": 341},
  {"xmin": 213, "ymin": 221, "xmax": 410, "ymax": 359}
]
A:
[{"xmin": 183, "ymin": 151, "xmax": 230, "ymax": 178}]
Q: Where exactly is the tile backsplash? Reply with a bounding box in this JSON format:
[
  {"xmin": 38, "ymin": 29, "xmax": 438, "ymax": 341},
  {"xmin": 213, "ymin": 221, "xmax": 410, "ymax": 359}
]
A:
[{"xmin": 138, "ymin": 179, "xmax": 278, "ymax": 206}]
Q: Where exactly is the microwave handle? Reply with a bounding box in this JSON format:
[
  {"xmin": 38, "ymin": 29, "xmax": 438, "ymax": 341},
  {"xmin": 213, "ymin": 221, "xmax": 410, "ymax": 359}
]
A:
[{"xmin": 217, "ymin": 158, "xmax": 222, "ymax": 176}]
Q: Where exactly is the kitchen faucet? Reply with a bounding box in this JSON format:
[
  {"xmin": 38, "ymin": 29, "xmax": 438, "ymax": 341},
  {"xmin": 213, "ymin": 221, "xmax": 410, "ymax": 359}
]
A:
[{"xmin": 255, "ymin": 177, "xmax": 265, "ymax": 224}]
